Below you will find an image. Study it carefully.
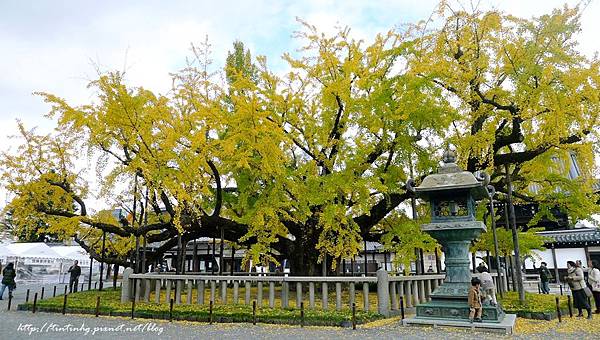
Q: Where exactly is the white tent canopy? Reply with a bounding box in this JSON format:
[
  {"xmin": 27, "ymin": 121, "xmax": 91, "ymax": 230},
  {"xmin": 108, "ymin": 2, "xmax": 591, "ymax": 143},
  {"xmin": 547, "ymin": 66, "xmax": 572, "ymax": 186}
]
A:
[
  {"xmin": 0, "ymin": 244, "xmax": 16, "ymax": 260},
  {"xmin": 6, "ymin": 242, "xmax": 63, "ymax": 259},
  {"xmin": 51, "ymin": 245, "xmax": 89, "ymax": 260}
]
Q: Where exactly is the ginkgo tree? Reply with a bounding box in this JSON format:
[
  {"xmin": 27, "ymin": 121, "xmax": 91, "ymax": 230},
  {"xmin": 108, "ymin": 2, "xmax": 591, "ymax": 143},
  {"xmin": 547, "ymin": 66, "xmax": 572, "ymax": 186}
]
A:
[{"xmin": 1, "ymin": 4, "xmax": 598, "ymax": 277}]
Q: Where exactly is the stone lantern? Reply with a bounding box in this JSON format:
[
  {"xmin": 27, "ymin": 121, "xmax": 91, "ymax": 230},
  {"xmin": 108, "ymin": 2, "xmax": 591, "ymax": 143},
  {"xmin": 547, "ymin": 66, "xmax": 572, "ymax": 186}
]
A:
[{"xmin": 406, "ymin": 148, "xmax": 507, "ymax": 325}]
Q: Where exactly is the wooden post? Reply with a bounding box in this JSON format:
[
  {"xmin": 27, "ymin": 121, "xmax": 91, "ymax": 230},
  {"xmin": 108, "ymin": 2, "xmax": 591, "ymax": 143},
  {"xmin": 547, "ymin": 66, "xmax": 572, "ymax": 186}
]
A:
[
  {"xmin": 62, "ymin": 294, "xmax": 67, "ymax": 315},
  {"xmin": 95, "ymin": 296, "xmax": 100, "ymax": 317},
  {"xmin": 352, "ymin": 303, "xmax": 356, "ymax": 330},
  {"xmin": 300, "ymin": 301, "xmax": 305, "ymax": 327},
  {"xmin": 25, "ymin": 289, "xmax": 30, "ymax": 303},
  {"xmin": 32, "ymin": 293, "xmax": 38, "ymax": 313},
  {"xmin": 400, "ymin": 295, "xmax": 405, "ymax": 320},
  {"xmin": 53, "ymin": 286, "xmax": 56, "ymax": 297},
  {"xmin": 349, "ymin": 282, "xmax": 355, "ymax": 309},
  {"xmin": 252, "ymin": 300, "xmax": 257, "ymax": 325},
  {"xmin": 169, "ymin": 298, "xmax": 174, "ymax": 322},
  {"xmin": 41, "ymin": 287, "xmax": 44, "ymax": 300},
  {"xmin": 209, "ymin": 300, "xmax": 213, "ymax": 324},
  {"xmin": 556, "ymin": 296, "xmax": 562, "ymax": 322}
]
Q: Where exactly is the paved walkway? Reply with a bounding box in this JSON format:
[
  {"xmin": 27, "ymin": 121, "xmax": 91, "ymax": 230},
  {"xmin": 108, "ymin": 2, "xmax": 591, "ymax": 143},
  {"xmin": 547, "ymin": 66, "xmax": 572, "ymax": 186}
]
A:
[{"xmin": 0, "ymin": 282, "xmax": 598, "ymax": 339}]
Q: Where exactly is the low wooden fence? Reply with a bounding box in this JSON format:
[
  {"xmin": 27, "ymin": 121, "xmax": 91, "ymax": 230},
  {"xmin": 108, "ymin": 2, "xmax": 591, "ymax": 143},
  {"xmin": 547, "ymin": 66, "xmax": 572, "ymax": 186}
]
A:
[{"xmin": 121, "ymin": 268, "xmax": 505, "ymax": 316}]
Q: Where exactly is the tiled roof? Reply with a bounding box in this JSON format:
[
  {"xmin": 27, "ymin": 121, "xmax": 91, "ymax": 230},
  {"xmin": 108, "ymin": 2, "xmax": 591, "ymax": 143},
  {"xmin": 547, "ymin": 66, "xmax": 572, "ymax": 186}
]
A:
[{"xmin": 538, "ymin": 228, "xmax": 600, "ymax": 245}]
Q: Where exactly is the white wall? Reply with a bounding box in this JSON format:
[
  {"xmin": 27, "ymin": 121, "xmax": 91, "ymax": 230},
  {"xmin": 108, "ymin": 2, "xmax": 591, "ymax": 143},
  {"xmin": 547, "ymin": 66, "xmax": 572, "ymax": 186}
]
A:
[{"xmin": 524, "ymin": 248, "xmax": 587, "ymax": 269}]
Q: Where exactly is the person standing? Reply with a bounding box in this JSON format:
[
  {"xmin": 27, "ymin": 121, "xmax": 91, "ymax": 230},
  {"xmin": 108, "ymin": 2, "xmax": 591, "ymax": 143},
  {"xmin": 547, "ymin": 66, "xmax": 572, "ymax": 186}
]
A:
[
  {"xmin": 587, "ymin": 261, "xmax": 600, "ymax": 314},
  {"xmin": 468, "ymin": 277, "xmax": 483, "ymax": 322},
  {"xmin": 0, "ymin": 262, "xmax": 16, "ymax": 300},
  {"xmin": 477, "ymin": 267, "xmax": 497, "ymax": 306},
  {"xmin": 539, "ymin": 262, "xmax": 552, "ymax": 294},
  {"xmin": 566, "ymin": 260, "xmax": 592, "ymax": 319},
  {"xmin": 68, "ymin": 260, "xmax": 81, "ymax": 293}
]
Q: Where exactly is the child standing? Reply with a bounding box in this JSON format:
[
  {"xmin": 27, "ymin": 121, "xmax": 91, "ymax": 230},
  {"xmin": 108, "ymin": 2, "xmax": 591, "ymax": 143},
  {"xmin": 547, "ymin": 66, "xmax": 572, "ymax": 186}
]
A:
[{"xmin": 468, "ymin": 277, "xmax": 483, "ymax": 322}]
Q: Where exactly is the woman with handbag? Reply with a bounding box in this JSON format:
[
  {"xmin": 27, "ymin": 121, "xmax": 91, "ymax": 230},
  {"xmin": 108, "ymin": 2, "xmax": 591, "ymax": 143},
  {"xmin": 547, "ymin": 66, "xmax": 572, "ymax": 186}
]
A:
[
  {"xmin": 566, "ymin": 260, "xmax": 592, "ymax": 319},
  {"xmin": 588, "ymin": 261, "xmax": 600, "ymax": 314}
]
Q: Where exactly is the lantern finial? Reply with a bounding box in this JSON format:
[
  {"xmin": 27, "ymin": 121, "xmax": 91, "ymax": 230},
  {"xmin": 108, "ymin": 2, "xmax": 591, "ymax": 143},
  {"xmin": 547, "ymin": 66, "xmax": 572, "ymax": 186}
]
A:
[{"xmin": 442, "ymin": 146, "xmax": 456, "ymax": 164}]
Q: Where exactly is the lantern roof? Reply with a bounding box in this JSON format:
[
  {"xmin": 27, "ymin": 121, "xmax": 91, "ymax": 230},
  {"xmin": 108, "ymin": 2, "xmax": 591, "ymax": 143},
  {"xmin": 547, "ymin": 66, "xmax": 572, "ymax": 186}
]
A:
[{"xmin": 414, "ymin": 148, "xmax": 487, "ymax": 200}]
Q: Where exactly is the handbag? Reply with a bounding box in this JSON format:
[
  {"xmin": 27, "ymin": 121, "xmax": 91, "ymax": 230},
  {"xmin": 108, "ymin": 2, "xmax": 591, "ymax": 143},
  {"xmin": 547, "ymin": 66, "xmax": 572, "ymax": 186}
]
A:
[{"xmin": 584, "ymin": 286, "xmax": 593, "ymax": 298}]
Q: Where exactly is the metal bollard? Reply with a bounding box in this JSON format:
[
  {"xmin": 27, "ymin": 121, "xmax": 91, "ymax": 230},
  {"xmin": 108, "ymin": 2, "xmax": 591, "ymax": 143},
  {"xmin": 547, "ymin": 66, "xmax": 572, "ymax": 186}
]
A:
[
  {"xmin": 7, "ymin": 294, "xmax": 12, "ymax": 311},
  {"xmin": 555, "ymin": 296, "xmax": 562, "ymax": 322},
  {"xmin": 25, "ymin": 289, "xmax": 30, "ymax": 303},
  {"xmin": 95, "ymin": 282, "xmax": 97, "ymax": 290},
  {"xmin": 131, "ymin": 298, "xmax": 136, "ymax": 319},
  {"xmin": 567, "ymin": 295, "xmax": 573, "ymax": 318},
  {"xmin": 95, "ymin": 296, "xmax": 100, "ymax": 317},
  {"xmin": 41, "ymin": 287, "xmax": 45, "ymax": 300},
  {"xmin": 32, "ymin": 293, "xmax": 38, "ymax": 314},
  {"xmin": 253, "ymin": 300, "xmax": 257, "ymax": 325},
  {"xmin": 81, "ymin": 282, "xmax": 84, "ymax": 292},
  {"xmin": 53, "ymin": 286, "xmax": 57, "ymax": 298},
  {"xmin": 62, "ymin": 294, "xmax": 67, "ymax": 315},
  {"xmin": 209, "ymin": 300, "xmax": 213, "ymax": 325},
  {"xmin": 352, "ymin": 303, "xmax": 356, "ymax": 330},
  {"xmin": 169, "ymin": 298, "xmax": 174, "ymax": 322},
  {"xmin": 560, "ymin": 285, "xmax": 563, "ymax": 296},
  {"xmin": 64, "ymin": 285, "xmax": 68, "ymax": 295}
]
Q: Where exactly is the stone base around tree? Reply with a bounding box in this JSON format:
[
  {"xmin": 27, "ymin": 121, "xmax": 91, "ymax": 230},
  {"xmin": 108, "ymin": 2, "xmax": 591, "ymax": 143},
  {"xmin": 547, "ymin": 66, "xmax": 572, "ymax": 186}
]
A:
[{"xmin": 402, "ymin": 313, "xmax": 516, "ymax": 335}]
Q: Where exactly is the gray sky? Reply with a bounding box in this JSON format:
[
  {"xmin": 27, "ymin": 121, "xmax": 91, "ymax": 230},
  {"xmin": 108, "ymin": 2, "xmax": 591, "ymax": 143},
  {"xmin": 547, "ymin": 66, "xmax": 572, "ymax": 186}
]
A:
[{"xmin": 0, "ymin": 0, "xmax": 598, "ymax": 207}]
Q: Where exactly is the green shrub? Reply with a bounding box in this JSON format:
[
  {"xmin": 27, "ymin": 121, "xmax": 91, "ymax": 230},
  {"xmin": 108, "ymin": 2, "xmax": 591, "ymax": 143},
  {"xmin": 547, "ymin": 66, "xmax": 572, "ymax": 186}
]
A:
[
  {"xmin": 500, "ymin": 291, "xmax": 568, "ymax": 313},
  {"xmin": 19, "ymin": 288, "xmax": 382, "ymax": 326}
]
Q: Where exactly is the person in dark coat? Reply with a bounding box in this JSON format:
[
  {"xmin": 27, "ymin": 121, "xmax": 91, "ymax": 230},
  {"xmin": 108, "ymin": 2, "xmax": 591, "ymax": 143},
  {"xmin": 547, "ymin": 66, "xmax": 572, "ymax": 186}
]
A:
[
  {"xmin": 566, "ymin": 260, "xmax": 592, "ymax": 319},
  {"xmin": 0, "ymin": 262, "xmax": 16, "ymax": 299},
  {"xmin": 68, "ymin": 260, "xmax": 81, "ymax": 293},
  {"xmin": 539, "ymin": 262, "xmax": 552, "ymax": 294}
]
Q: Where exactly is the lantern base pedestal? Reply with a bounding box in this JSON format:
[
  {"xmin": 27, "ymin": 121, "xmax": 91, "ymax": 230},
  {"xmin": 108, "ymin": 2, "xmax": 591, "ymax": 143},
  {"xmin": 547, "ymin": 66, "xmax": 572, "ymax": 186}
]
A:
[
  {"xmin": 402, "ymin": 313, "xmax": 516, "ymax": 335},
  {"xmin": 414, "ymin": 299, "xmax": 505, "ymax": 322}
]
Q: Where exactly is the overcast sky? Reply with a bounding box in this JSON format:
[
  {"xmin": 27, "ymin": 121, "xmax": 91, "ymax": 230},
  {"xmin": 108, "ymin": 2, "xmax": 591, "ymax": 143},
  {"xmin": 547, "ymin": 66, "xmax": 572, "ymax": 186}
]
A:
[{"xmin": 0, "ymin": 0, "xmax": 598, "ymax": 208}]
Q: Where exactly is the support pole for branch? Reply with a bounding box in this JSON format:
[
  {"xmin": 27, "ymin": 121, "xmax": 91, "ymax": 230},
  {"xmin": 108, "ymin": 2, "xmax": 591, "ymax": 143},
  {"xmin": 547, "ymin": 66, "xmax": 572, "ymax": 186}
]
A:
[
  {"xmin": 487, "ymin": 186, "xmax": 503, "ymax": 297},
  {"xmin": 88, "ymin": 256, "xmax": 93, "ymax": 290},
  {"xmin": 99, "ymin": 231, "xmax": 106, "ymax": 291},
  {"xmin": 505, "ymin": 164, "xmax": 524, "ymax": 303}
]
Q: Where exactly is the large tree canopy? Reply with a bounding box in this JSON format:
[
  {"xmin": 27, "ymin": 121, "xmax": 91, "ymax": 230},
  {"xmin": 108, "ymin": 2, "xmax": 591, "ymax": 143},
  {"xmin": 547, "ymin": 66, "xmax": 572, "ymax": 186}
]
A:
[
  {"xmin": 413, "ymin": 3, "xmax": 600, "ymax": 222},
  {"xmin": 1, "ymin": 4, "xmax": 598, "ymax": 274}
]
